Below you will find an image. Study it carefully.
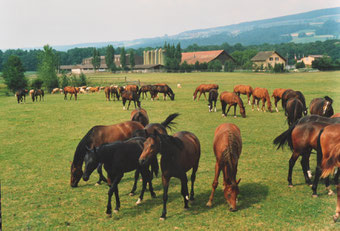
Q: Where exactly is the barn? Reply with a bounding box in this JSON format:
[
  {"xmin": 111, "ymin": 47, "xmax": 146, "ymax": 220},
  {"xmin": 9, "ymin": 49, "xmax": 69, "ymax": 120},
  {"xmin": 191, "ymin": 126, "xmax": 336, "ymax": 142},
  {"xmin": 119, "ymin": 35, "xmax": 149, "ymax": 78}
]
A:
[{"xmin": 181, "ymin": 50, "xmax": 235, "ymax": 65}]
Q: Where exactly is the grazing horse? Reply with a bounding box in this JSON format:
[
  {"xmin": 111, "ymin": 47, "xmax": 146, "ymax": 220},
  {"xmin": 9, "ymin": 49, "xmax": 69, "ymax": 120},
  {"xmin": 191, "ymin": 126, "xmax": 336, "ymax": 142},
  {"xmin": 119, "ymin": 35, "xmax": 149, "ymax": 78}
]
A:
[
  {"xmin": 110, "ymin": 86, "xmax": 120, "ymax": 101},
  {"xmin": 139, "ymin": 131, "xmax": 201, "ymax": 220},
  {"xmin": 273, "ymin": 115, "xmax": 340, "ymax": 187},
  {"xmin": 206, "ymin": 123, "xmax": 242, "ymax": 211},
  {"xmin": 193, "ymin": 84, "xmax": 219, "ymax": 101},
  {"xmin": 208, "ymin": 89, "xmax": 219, "ymax": 112},
  {"xmin": 70, "ymin": 121, "xmax": 144, "ymax": 187},
  {"xmin": 233, "ymin": 85, "xmax": 253, "ymax": 105},
  {"xmin": 64, "ymin": 86, "xmax": 78, "ymax": 100},
  {"xmin": 120, "ymin": 89, "xmax": 141, "ymax": 110},
  {"xmin": 51, "ymin": 88, "xmax": 60, "ymax": 94},
  {"xmin": 220, "ymin": 91, "xmax": 246, "ymax": 118},
  {"xmin": 104, "ymin": 87, "xmax": 111, "ymax": 101},
  {"xmin": 285, "ymin": 98, "xmax": 304, "ymax": 126},
  {"xmin": 252, "ymin": 88, "xmax": 272, "ymax": 112},
  {"xmin": 130, "ymin": 108, "xmax": 149, "ymax": 127},
  {"xmin": 89, "ymin": 87, "xmax": 100, "ymax": 93},
  {"xmin": 32, "ymin": 89, "xmax": 44, "ymax": 102},
  {"xmin": 83, "ymin": 137, "xmax": 156, "ymax": 216},
  {"xmin": 125, "ymin": 85, "xmax": 139, "ymax": 93},
  {"xmin": 151, "ymin": 84, "xmax": 175, "ymax": 101},
  {"xmin": 272, "ymin": 88, "xmax": 290, "ymax": 112},
  {"xmin": 15, "ymin": 89, "xmax": 28, "ymax": 103},
  {"xmin": 138, "ymin": 85, "xmax": 152, "ymax": 99},
  {"xmin": 281, "ymin": 89, "xmax": 307, "ymax": 115},
  {"xmin": 309, "ymin": 96, "xmax": 334, "ymax": 117},
  {"xmin": 316, "ymin": 124, "xmax": 340, "ymax": 222}
]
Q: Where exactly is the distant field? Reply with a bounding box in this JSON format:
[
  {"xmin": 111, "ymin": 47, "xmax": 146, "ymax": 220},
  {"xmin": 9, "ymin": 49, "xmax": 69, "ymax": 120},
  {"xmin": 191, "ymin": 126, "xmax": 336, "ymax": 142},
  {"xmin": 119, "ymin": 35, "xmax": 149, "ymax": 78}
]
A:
[{"xmin": 1, "ymin": 71, "xmax": 340, "ymax": 230}]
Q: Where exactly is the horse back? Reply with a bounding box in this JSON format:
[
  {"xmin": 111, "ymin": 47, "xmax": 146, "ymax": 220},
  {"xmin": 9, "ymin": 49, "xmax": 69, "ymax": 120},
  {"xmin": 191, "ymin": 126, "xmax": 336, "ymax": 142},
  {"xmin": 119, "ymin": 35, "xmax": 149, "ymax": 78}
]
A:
[
  {"xmin": 320, "ymin": 124, "xmax": 340, "ymax": 175},
  {"xmin": 220, "ymin": 91, "xmax": 238, "ymax": 105}
]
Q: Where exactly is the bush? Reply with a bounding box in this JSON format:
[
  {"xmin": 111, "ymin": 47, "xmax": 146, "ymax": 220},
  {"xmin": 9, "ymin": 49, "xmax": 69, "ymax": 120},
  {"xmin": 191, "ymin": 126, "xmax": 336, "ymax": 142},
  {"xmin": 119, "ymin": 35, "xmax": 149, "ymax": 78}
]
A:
[
  {"xmin": 295, "ymin": 61, "xmax": 305, "ymax": 69},
  {"xmin": 2, "ymin": 55, "xmax": 27, "ymax": 93},
  {"xmin": 208, "ymin": 60, "xmax": 222, "ymax": 72},
  {"xmin": 273, "ymin": 63, "xmax": 285, "ymax": 73},
  {"xmin": 224, "ymin": 61, "xmax": 235, "ymax": 72},
  {"xmin": 79, "ymin": 73, "xmax": 87, "ymax": 86},
  {"xmin": 60, "ymin": 73, "xmax": 69, "ymax": 88}
]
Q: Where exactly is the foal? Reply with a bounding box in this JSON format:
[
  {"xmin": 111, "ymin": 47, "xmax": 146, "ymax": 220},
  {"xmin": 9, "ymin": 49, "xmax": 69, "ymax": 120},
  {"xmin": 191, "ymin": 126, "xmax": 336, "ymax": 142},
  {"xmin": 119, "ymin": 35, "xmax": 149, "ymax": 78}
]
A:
[{"xmin": 208, "ymin": 89, "xmax": 218, "ymax": 112}]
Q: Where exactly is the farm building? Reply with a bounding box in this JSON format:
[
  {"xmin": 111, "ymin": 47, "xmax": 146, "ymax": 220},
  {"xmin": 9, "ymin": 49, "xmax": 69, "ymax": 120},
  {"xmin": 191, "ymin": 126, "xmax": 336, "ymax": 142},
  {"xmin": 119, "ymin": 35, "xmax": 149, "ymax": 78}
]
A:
[
  {"xmin": 143, "ymin": 49, "xmax": 165, "ymax": 65},
  {"xmin": 251, "ymin": 51, "xmax": 286, "ymax": 69},
  {"xmin": 181, "ymin": 50, "xmax": 235, "ymax": 65},
  {"xmin": 296, "ymin": 55, "xmax": 324, "ymax": 67}
]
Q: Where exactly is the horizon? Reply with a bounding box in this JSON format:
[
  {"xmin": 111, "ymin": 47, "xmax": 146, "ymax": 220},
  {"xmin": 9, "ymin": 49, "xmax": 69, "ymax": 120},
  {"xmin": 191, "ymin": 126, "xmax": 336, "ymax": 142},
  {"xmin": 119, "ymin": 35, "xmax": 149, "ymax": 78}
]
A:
[{"xmin": 1, "ymin": 0, "xmax": 340, "ymax": 51}]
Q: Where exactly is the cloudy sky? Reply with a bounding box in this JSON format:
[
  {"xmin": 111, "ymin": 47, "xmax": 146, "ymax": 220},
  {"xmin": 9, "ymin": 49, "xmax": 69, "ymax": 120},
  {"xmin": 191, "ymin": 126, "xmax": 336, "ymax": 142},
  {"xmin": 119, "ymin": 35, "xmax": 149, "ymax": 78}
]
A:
[{"xmin": 1, "ymin": 0, "xmax": 340, "ymax": 50}]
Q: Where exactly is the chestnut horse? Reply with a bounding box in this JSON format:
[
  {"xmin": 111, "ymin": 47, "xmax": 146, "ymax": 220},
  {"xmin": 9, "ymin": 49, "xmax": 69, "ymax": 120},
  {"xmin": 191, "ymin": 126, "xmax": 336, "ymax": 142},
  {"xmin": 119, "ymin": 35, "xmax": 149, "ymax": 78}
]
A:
[
  {"xmin": 233, "ymin": 85, "xmax": 253, "ymax": 105},
  {"xmin": 206, "ymin": 123, "xmax": 241, "ymax": 211},
  {"xmin": 252, "ymin": 87, "xmax": 272, "ymax": 112},
  {"xmin": 104, "ymin": 87, "xmax": 111, "ymax": 101},
  {"xmin": 317, "ymin": 124, "xmax": 340, "ymax": 222},
  {"xmin": 15, "ymin": 89, "xmax": 28, "ymax": 103},
  {"xmin": 281, "ymin": 89, "xmax": 307, "ymax": 115},
  {"xmin": 285, "ymin": 98, "xmax": 304, "ymax": 126},
  {"xmin": 208, "ymin": 89, "xmax": 219, "ymax": 112},
  {"xmin": 120, "ymin": 88, "xmax": 141, "ymax": 110},
  {"xmin": 331, "ymin": 113, "xmax": 340, "ymax": 118},
  {"xmin": 220, "ymin": 91, "xmax": 246, "ymax": 118},
  {"xmin": 139, "ymin": 131, "xmax": 201, "ymax": 220},
  {"xmin": 70, "ymin": 120, "xmax": 144, "ymax": 187},
  {"xmin": 125, "ymin": 84, "xmax": 139, "ymax": 92},
  {"xmin": 193, "ymin": 84, "xmax": 219, "ymax": 101},
  {"xmin": 64, "ymin": 86, "xmax": 78, "ymax": 100},
  {"xmin": 130, "ymin": 108, "xmax": 149, "ymax": 127},
  {"xmin": 272, "ymin": 88, "xmax": 290, "ymax": 112},
  {"xmin": 309, "ymin": 96, "xmax": 334, "ymax": 117}
]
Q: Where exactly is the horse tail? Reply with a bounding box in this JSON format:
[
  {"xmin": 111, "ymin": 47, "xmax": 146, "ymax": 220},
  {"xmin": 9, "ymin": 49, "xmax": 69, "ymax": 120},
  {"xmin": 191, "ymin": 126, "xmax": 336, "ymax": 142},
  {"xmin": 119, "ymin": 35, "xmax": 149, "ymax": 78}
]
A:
[
  {"xmin": 273, "ymin": 122, "xmax": 297, "ymax": 151},
  {"xmin": 150, "ymin": 155, "xmax": 159, "ymax": 177},
  {"xmin": 324, "ymin": 96, "xmax": 333, "ymax": 104},
  {"xmin": 161, "ymin": 113, "xmax": 180, "ymax": 130}
]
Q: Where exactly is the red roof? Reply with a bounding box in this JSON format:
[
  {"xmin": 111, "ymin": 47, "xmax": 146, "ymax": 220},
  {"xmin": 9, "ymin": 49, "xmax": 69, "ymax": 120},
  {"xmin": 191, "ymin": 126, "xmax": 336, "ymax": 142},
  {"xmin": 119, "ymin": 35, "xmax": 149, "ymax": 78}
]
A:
[{"xmin": 181, "ymin": 50, "xmax": 226, "ymax": 65}]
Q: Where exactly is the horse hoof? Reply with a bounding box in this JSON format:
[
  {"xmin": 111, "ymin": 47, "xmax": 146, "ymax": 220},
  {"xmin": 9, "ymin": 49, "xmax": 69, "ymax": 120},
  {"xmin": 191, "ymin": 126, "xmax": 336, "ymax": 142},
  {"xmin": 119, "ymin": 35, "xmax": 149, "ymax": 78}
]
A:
[
  {"xmin": 129, "ymin": 192, "xmax": 135, "ymax": 196},
  {"xmin": 159, "ymin": 217, "xmax": 165, "ymax": 221},
  {"xmin": 95, "ymin": 183, "xmax": 100, "ymax": 186},
  {"xmin": 113, "ymin": 210, "xmax": 119, "ymax": 214},
  {"xmin": 288, "ymin": 185, "xmax": 293, "ymax": 188},
  {"xmin": 222, "ymin": 114, "xmax": 225, "ymax": 117},
  {"xmin": 234, "ymin": 116, "xmax": 237, "ymax": 118},
  {"xmin": 312, "ymin": 194, "xmax": 318, "ymax": 198},
  {"xmin": 151, "ymin": 193, "xmax": 156, "ymax": 198},
  {"xmin": 206, "ymin": 201, "xmax": 212, "ymax": 207},
  {"xmin": 106, "ymin": 213, "xmax": 112, "ymax": 218},
  {"xmin": 328, "ymin": 190, "xmax": 334, "ymax": 196},
  {"xmin": 333, "ymin": 213, "xmax": 340, "ymax": 222},
  {"xmin": 136, "ymin": 198, "xmax": 142, "ymax": 205}
]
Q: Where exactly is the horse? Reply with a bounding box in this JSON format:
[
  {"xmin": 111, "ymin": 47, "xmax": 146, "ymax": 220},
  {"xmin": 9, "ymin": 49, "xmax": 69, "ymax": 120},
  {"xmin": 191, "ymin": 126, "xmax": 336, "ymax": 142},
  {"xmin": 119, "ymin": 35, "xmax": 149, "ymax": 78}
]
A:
[
  {"xmin": 120, "ymin": 89, "xmax": 141, "ymax": 110},
  {"xmin": 220, "ymin": 91, "xmax": 246, "ymax": 118},
  {"xmin": 281, "ymin": 89, "xmax": 307, "ymax": 115},
  {"xmin": 252, "ymin": 88, "xmax": 272, "ymax": 112},
  {"xmin": 32, "ymin": 89, "xmax": 44, "ymax": 102},
  {"xmin": 206, "ymin": 123, "xmax": 242, "ymax": 211},
  {"xmin": 51, "ymin": 88, "xmax": 60, "ymax": 94},
  {"xmin": 125, "ymin": 85, "xmax": 139, "ymax": 93},
  {"xmin": 89, "ymin": 87, "xmax": 100, "ymax": 93},
  {"xmin": 70, "ymin": 120, "xmax": 144, "ymax": 187},
  {"xmin": 272, "ymin": 88, "xmax": 290, "ymax": 112},
  {"xmin": 104, "ymin": 87, "xmax": 111, "ymax": 101},
  {"xmin": 233, "ymin": 85, "xmax": 253, "ymax": 105},
  {"xmin": 332, "ymin": 113, "xmax": 340, "ymax": 118},
  {"xmin": 273, "ymin": 115, "xmax": 340, "ymax": 187},
  {"xmin": 83, "ymin": 137, "xmax": 156, "ymax": 216},
  {"xmin": 208, "ymin": 89, "xmax": 219, "ymax": 112},
  {"xmin": 139, "ymin": 130, "xmax": 201, "ymax": 220},
  {"xmin": 150, "ymin": 84, "xmax": 175, "ymax": 101},
  {"xmin": 64, "ymin": 86, "xmax": 78, "ymax": 100},
  {"xmin": 285, "ymin": 98, "xmax": 304, "ymax": 126},
  {"xmin": 15, "ymin": 89, "xmax": 28, "ymax": 103},
  {"xmin": 309, "ymin": 96, "xmax": 334, "ymax": 117},
  {"xmin": 110, "ymin": 86, "xmax": 120, "ymax": 101},
  {"xmin": 138, "ymin": 85, "xmax": 152, "ymax": 100},
  {"xmin": 316, "ymin": 124, "xmax": 340, "ymax": 222},
  {"xmin": 131, "ymin": 108, "xmax": 149, "ymax": 127},
  {"xmin": 193, "ymin": 84, "xmax": 219, "ymax": 101}
]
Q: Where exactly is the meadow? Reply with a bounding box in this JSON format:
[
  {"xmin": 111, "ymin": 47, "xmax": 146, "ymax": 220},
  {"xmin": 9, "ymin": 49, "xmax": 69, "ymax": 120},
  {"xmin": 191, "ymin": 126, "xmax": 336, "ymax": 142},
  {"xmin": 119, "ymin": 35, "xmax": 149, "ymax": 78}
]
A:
[{"xmin": 1, "ymin": 71, "xmax": 340, "ymax": 230}]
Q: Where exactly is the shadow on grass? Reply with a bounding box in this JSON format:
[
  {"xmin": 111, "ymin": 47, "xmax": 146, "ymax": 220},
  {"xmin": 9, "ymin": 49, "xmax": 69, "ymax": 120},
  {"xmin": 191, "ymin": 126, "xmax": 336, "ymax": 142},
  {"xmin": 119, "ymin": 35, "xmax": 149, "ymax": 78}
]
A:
[{"xmin": 238, "ymin": 183, "xmax": 269, "ymax": 210}]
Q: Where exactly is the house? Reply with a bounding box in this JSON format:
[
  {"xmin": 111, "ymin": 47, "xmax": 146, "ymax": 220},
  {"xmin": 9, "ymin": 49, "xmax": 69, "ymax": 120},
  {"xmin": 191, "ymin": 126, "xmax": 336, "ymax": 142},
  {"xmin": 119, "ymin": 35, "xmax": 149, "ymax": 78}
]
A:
[
  {"xmin": 181, "ymin": 50, "xmax": 235, "ymax": 65},
  {"xmin": 297, "ymin": 55, "xmax": 324, "ymax": 67},
  {"xmin": 251, "ymin": 51, "xmax": 286, "ymax": 69}
]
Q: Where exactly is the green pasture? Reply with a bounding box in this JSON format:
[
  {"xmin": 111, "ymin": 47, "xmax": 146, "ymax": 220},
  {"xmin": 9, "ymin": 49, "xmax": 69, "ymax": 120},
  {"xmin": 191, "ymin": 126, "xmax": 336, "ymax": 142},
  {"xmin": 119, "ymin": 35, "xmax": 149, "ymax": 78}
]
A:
[{"xmin": 1, "ymin": 71, "xmax": 340, "ymax": 230}]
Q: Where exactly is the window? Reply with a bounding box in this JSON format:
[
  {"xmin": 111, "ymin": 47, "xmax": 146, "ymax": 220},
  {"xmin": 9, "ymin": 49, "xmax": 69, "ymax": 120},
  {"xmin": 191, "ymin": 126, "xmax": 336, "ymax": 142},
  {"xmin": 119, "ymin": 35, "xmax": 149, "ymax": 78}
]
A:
[
  {"xmin": 275, "ymin": 57, "xmax": 279, "ymax": 61},
  {"xmin": 269, "ymin": 57, "xmax": 273, "ymax": 61}
]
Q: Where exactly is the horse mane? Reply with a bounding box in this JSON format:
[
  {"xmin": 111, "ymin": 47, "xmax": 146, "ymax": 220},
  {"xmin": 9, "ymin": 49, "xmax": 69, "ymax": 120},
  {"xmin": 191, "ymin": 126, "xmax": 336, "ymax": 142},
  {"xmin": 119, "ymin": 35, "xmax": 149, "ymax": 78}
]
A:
[
  {"xmin": 324, "ymin": 96, "xmax": 333, "ymax": 104},
  {"xmin": 265, "ymin": 90, "xmax": 272, "ymax": 108},
  {"xmin": 167, "ymin": 86, "xmax": 174, "ymax": 96},
  {"xmin": 235, "ymin": 94, "xmax": 245, "ymax": 110},
  {"xmin": 296, "ymin": 91, "xmax": 306, "ymax": 108},
  {"xmin": 159, "ymin": 134, "xmax": 185, "ymax": 156},
  {"xmin": 193, "ymin": 86, "xmax": 200, "ymax": 97},
  {"xmin": 161, "ymin": 113, "xmax": 180, "ymax": 130},
  {"xmin": 72, "ymin": 127, "xmax": 95, "ymax": 166},
  {"xmin": 222, "ymin": 133, "xmax": 240, "ymax": 183}
]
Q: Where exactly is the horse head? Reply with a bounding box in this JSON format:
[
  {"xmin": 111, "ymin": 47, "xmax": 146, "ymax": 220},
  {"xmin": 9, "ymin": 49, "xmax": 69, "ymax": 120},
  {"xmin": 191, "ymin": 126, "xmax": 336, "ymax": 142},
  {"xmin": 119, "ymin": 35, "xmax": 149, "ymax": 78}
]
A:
[
  {"xmin": 70, "ymin": 162, "xmax": 83, "ymax": 187},
  {"xmin": 139, "ymin": 130, "xmax": 161, "ymax": 166},
  {"xmin": 224, "ymin": 178, "xmax": 241, "ymax": 212},
  {"xmin": 82, "ymin": 146, "xmax": 99, "ymax": 182}
]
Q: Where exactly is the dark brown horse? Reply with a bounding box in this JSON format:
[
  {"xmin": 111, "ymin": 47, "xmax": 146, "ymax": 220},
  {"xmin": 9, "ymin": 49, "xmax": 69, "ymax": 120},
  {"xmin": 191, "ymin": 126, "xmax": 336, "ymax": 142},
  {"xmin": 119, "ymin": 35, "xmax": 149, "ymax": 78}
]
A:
[
  {"xmin": 139, "ymin": 131, "xmax": 201, "ymax": 220},
  {"xmin": 64, "ymin": 86, "xmax": 78, "ymax": 100},
  {"xmin": 272, "ymin": 88, "xmax": 290, "ymax": 112},
  {"xmin": 285, "ymin": 98, "xmax": 304, "ymax": 126},
  {"xmin": 317, "ymin": 124, "xmax": 340, "ymax": 222},
  {"xmin": 110, "ymin": 86, "xmax": 120, "ymax": 101},
  {"xmin": 15, "ymin": 89, "xmax": 28, "ymax": 103},
  {"xmin": 31, "ymin": 89, "xmax": 44, "ymax": 102},
  {"xmin": 252, "ymin": 87, "xmax": 272, "ymax": 112},
  {"xmin": 309, "ymin": 96, "xmax": 334, "ymax": 117},
  {"xmin": 233, "ymin": 85, "xmax": 253, "ymax": 105},
  {"xmin": 70, "ymin": 121, "xmax": 144, "ymax": 187},
  {"xmin": 150, "ymin": 84, "xmax": 175, "ymax": 101},
  {"xmin": 193, "ymin": 84, "xmax": 219, "ymax": 101},
  {"xmin": 220, "ymin": 91, "xmax": 246, "ymax": 118},
  {"xmin": 208, "ymin": 89, "xmax": 219, "ymax": 112},
  {"xmin": 138, "ymin": 85, "xmax": 152, "ymax": 99},
  {"xmin": 130, "ymin": 108, "xmax": 149, "ymax": 127},
  {"xmin": 125, "ymin": 84, "xmax": 139, "ymax": 93},
  {"xmin": 206, "ymin": 123, "xmax": 241, "ymax": 211},
  {"xmin": 120, "ymin": 89, "xmax": 141, "ymax": 110},
  {"xmin": 281, "ymin": 89, "xmax": 307, "ymax": 115}
]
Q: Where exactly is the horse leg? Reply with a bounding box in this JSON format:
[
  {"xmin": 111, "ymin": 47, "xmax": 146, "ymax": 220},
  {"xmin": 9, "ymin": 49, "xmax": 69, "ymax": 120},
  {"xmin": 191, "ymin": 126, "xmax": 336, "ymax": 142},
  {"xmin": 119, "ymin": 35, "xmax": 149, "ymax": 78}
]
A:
[
  {"xmin": 247, "ymin": 93, "xmax": 251, "ymax": 105},
  {"xmin": 106, "ymin": 173, "xmax": 123, "ymax": 215},
  {"xmin": 130, "ymin": 169, "xmax": 139, "ymax": 196},
  {"xmin": 257, "ymin": 99, "xmax": 260, "ymax": 111},
  {"xmin": 275, "ymin": 97, "xmax": 279, "ymax": 112},
  {"xmin": 189, "ymin": 162, "xmax": 198, "ymax": 201},
  {"xmin": 64, "ymin": 93, "xmax": 67, "ymax": 100},
  {"xmin": 127, "ymin": 100, "xmax": 132, "ymax": 110},
  {"xmin": 334, "ymin": 168, "xmax": 340, "ymax": 185},
  {"xmin": 136, "ymin": 167, "xmax": 156, "ymax": 205},
  {"xmin": 325, "ymin": 176, "xmax": 334, "ymax": 196},
  {"xmin": 122, "ymin": 99, "xmax": 126, "ymax": 110},
  {"xmin": 70, "ymin": 94, "xmax": 73, "ymax": 100},
  {"xmin": 288, "ymin": 151, "xmax": 300, "ymax": 187},
  {"xmin": 226, "ymin": 105, "xmax": 232, "ymax": 117},
  {"xmin": 233, "ymin": 104, "xmax": 237, "ymax": 118},
  {"xmin": 206, "ymin": 162, "xmax": 221, "ymax": 207},
  {"xmin": 163, "ymin": 93, "xmax": 166, "ymax": 101},
  {"xmin": 312, "ymin": 149, "xmax": 323, "ymax": 197},
  {"xmin": 204, "ymin": 92, "xmax": 207, "ymax": 101},
  {"xmin": 252, "ymin": 97, "xmax": 255, "ymax": 111},
  {"xmin": 262, "ymin": 99, "xmax": 266, "ymax": 112},
  {"xmin": 160, "ymin": 175, "xmax": 170, "ymax": 220},
  {"xmin": 214, "ymin": 100, "xmax": 217, "ymax": 112},
  {"xmin": 96, "ymin": 163, "xmax": 107, "ymax": 185},
  {"xmin": 333, "ymin": 184, "xmax": 340, "ymax": 222},
  {"xmin": 221, "ymin": 102, "xmax": 226, "ymax": 117},
  {"xmin": 197, "ymin": 92, "xmax": 203, "ymax": 101},
  {"xmin": 300, "ymin": 152, "xmax": 312, "ymax": 185},
  {"xmin": 180, "ymin": 173, "xmax": 190, "ymax": 209}
]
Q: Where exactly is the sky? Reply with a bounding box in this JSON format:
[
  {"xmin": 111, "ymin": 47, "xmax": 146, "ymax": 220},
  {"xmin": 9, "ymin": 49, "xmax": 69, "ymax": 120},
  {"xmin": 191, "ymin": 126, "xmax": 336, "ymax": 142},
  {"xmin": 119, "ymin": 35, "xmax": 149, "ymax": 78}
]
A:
[{"xmin": 1, "ymin": 0, "xmax": 340, "ymax": 50}]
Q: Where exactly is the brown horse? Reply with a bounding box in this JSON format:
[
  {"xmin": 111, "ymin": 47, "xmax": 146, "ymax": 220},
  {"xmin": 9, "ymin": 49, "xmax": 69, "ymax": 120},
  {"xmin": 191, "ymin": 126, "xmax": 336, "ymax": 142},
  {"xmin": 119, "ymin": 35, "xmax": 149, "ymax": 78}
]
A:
[
  {"xmin": 130, "ymin": 108, "xmax": 149, "ymax": 127},
  {"xmin": 285, "ymin": 98, "xmax": 304, "ymax": 126},
  {"xmin": 281, "ymin": 89, "xmax": 307, "ymax": 115},
  {"xmin": 89, "ymin": 87, "xmax": 100, "ymax": 93},
  {"xmin": 233, "ymin": 85, "xmax": 253, "ymax": 105},
  {"xmin": 32, "ymin": 89, "xmax": 44, "ymax": 102},
  {"xmin": 193, "ymin": 84, "xmax": 219, "ymax": 101},
  {"xmin": 70, "ymin": 121, "xmax": 144, "ymax": 187},
  {"xmin": 110, "ymin": 86, "xmax": 120, "ymax": 101},
  {"xmin": 309, "ymin": 96, "xmax": 334, "ymax": 117},
  {"xmin": 150, "ymin": 84, "xmax": 175, "ymax": 101},
  {"xmin": 317, "ymin": 124, "xmax": 340, "ymax": 222},
  {"xmin": 15, "ymin": 89, "xmax": 28, "ymax": 103},
  {"xmin": 120, "ymin": 89, "xmax": 141, "ymax": 110},
  {"xmin": 206, "ymin": 123, "xmax": 242, "ymax": 211},
  {"xmin": 104, "ymin": 87, "xmax": 111, "ymax": 101},
  {"xmin": 64, "ymin": 86, "xmax": 78, "ymax": 100},
  {"xmin": 252, "ymin": 87, "xmax": 272, "ymax": 112},
  {"xmin": 139, "ymin": 131, "xmax": 201, "ymax": 220},
  {"xmin": 139, "ymin": 85, "xmax": 152, "ymax": 99},
  {"xmin": 125, "ymin": 84, "xmax": 139, "ymax": 92},
  {"xmin": 208, "ymin": 89, "xmax": 219, "ymax": 112},
  {"xmin": 272, "ymin": 88, "xmax": 290, "ymax": 112},
  {"xmin": 220, "ymin": 91, "xmax": 246, "ymax": 118},
  {"xmin": 331, "ymin": 113, "xmax": 340, "ymax": 118}
]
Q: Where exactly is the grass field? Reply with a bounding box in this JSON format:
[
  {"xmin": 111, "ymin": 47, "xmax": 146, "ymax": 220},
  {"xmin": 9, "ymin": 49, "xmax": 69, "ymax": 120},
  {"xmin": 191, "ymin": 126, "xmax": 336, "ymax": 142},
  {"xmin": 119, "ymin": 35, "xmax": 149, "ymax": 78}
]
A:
[{"xmin": 1, "ymin": 71, "xmax": 340, "ymax": 230}]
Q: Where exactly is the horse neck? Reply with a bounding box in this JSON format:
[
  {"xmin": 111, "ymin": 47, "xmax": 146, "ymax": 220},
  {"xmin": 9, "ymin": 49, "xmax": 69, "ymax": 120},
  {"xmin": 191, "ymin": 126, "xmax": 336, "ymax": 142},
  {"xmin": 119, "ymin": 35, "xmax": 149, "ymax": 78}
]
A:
[
  {"xmin": 222, "ymin": 134, "xmax": 240, "ymax": 182},
  {"xmin": 265, "ymin": 93, "xmax": 271, "ymax": 107},
  {"xmin": 236, "ymin": 96, "xmax": 244, "ymax": 109},
  {"xmin": 193, "ymin": 88, "xmax": 199, "ymax": 97}
]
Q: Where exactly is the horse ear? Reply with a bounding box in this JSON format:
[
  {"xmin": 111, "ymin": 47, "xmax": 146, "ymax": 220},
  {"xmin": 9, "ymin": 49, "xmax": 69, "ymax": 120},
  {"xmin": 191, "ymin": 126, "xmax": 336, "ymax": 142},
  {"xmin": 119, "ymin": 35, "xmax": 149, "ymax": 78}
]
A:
[{"xmin": 236, "ymin": 178, "xmax": 241, "ymax": 185}]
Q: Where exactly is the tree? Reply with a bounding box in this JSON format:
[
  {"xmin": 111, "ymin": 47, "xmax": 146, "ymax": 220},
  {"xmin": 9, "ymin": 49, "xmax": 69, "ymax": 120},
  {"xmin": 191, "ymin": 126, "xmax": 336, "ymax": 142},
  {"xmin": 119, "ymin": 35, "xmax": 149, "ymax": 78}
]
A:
[
  {"xmin": 92, "ymin": 48, "xmax": 100, "ymax": 71},
  {"xmin": 312, "ymin": 56, "xmax": 333, "ymax": 70},
  {"xmin": 295, "ymin": 61, "xmax": 305, "ymax": 69},
  {"xmin": 273, "ymin": 63, "xmax": 285, "ymax": 73},
  {"xmin": 224, "ymin": 61, "xmax": 235, "ymax": 72},
  {"xmin": 129, "ymin": 50, "xmax": 135, "ymax": 70},
  {"xmin": 2, "ymin": 55, "xmax": 27, "ymax": 92},
  {"xmin": 60, "ymin": 73, "xmax": 69, "ymax": 88},
  {"xmin": 208, "ymin": 60, "xmax": 222, "ymax": 72},
  {"xmin": 79, "ymin": 73, "xmax": 87, "ymax": 86},
  {"xmin": 37, "ymin": 45, "xmax": 59, "ymax": 91},
  {"xmin": 31, "ymin": 78, "xmax": 44, "ymax": 89},
  {"xmin": 105, "ymin": 45, "xmax": 116, "ymax": 72},
  {"xmin": 120, "ymin": 47, "xmax": 127, "ymax": 70}
]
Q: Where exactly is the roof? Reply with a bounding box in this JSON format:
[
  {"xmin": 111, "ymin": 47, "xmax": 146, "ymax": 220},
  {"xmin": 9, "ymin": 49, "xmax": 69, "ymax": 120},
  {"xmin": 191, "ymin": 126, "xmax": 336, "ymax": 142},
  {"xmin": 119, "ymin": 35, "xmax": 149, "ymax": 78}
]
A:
[
  {"xmin": 181, "ymin": 50, "xmax": 232, "ymax": 65},
  {"xmin": 251, "ymin": 51, "xmax": 286, "ymax": 62}
]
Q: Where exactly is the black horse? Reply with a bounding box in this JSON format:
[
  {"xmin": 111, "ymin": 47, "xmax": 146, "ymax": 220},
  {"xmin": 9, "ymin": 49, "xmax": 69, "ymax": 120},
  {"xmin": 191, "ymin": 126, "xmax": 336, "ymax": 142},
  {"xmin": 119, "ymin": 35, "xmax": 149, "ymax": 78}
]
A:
[
  {"xmin": 15, "ymin": 89, "xmax": 28, "ymax": 103},
  {"xmin": 150, "ymin": 84, "xmax": 175, "ymax": 101},
  {"xmin": 309, "ymin": 96, "xmax": 334, "ymax": 117},
  {"xmin": 208, "ymin": 89, "xmax": 218, "ymax": 112},
  {"xmin": 83, "ymin": 137, "xmax": 156, "ymax": 216},
  {"xmin": 281, "ymin": 89, "xmax": 307, "ymax": 115},
  {"xmin": 285, "ymin": 98, "xmax": 304, "ymax": 126},
  {"xmin": 121, "ymin": 89, "xmax": 141, "ymax": 110}
]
